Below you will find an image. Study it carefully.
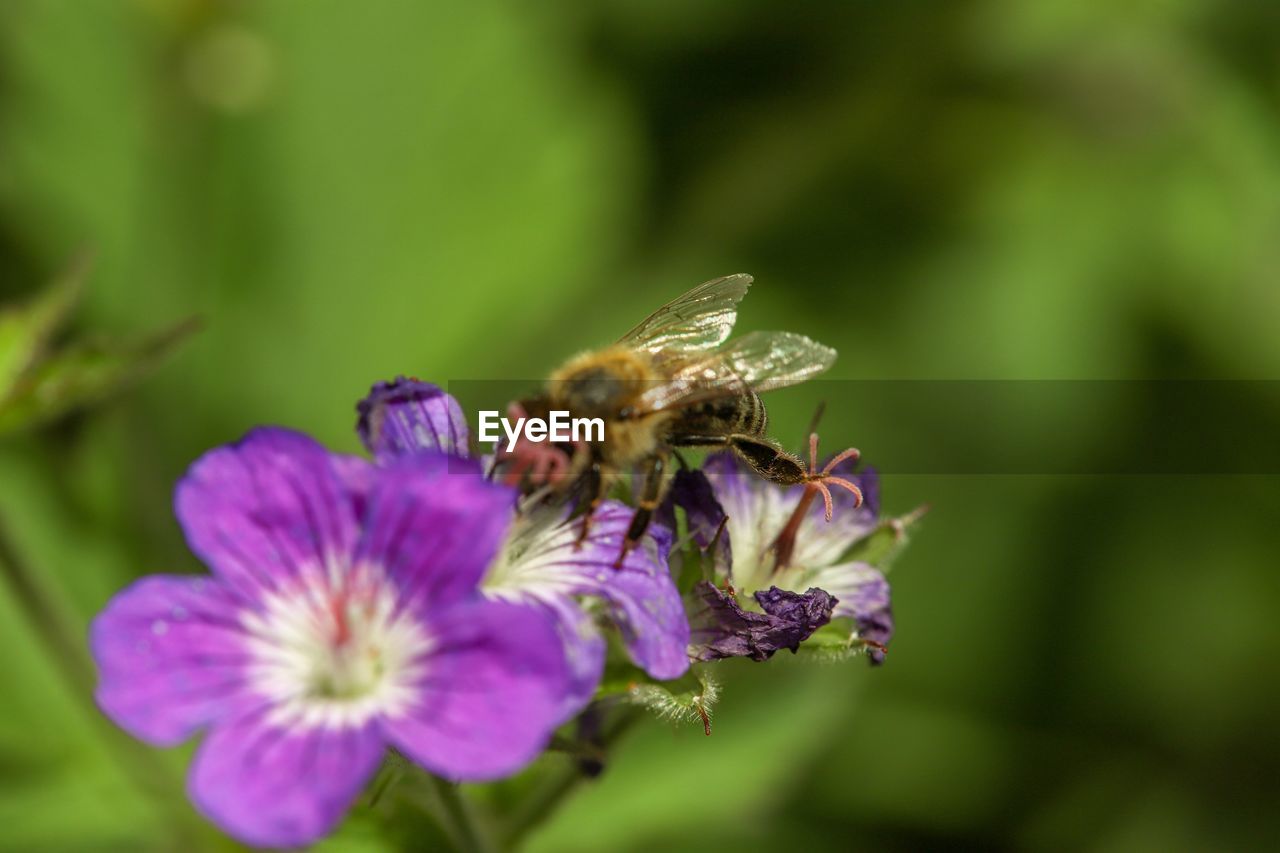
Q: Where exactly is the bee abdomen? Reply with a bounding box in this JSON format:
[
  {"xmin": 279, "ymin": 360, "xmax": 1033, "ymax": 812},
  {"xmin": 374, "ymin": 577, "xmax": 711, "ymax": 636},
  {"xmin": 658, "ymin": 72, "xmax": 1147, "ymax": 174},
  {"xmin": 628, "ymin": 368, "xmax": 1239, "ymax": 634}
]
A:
[
  {"xmin": 744, "ymin": 391, "xmax": 767, "ymax": 436},
  {"xmin": 672, "ymin": 392, "xmax": 768, "ymax": 437}
]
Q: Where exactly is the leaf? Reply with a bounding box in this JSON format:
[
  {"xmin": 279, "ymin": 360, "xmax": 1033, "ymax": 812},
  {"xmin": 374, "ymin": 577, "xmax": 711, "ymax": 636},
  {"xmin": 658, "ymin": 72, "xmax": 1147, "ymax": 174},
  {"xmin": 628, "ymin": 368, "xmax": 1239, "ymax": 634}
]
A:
[
  {"xmin": 0, "ymin": 316, "xmax": 200, "ymax": 437},
  {"xmin": 0, "ymin": 253, "xmax": 90, "ymax": 400}
]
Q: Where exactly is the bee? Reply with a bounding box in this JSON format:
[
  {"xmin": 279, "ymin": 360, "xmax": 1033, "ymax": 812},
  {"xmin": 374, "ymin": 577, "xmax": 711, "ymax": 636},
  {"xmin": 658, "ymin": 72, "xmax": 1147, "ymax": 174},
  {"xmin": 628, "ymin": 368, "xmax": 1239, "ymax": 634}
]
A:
[{"xmin": 501, "ymin": 274, "xmax": 862, "ymax": 562}]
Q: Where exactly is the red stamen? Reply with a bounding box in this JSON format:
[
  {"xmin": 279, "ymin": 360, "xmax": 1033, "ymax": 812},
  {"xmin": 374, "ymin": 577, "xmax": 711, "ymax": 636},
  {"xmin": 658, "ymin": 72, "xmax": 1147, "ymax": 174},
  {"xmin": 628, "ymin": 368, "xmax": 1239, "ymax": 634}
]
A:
[
  {"xmin": 769, "ymin": 433, "xmax": 864, "ymax": 570},
  {"xmin": 821, "ymin": 446, "xmax": 861, "ymax": 476},
  {"xmin": 823, "ymin": 476, "xmax": 864, "ymax": 507},
  {"xmin": 817, "ymin": 482, "xmax": 834, "ymax": 522},
  {"xmin": 770, "ymin": 482, "xmax": 821, "ymax": 571}
]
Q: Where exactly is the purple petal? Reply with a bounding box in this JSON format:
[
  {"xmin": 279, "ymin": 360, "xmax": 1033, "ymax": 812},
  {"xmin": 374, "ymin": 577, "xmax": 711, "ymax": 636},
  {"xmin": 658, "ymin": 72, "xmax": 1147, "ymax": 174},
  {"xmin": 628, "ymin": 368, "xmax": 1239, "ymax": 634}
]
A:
[
  {"xmin": 188, "ymin": 712, "xmax": 384, "ymax": 848},
  {"xmin": 357, "ymin": 453, "xmax": 515, "ymax": 611},
  {"xmin": 847, "ymin": 465, "xmax": 881, "ymax": 519},
  {"xmin": 174, "ymin": 428, "xmax": 359, "ymax": 598},
  {"xmin": 357, "ymin": 377, "xmax": 470, "ymax": 461},
  {"xmin": 90, "ymin": 575, "xmax": 254, "ymax": 745},
  {"xmin": 689, "ymin": 581, "xmax": 835, "ymax": 662},
  {"xmin": 809, "ymin": 561, "xmax": 894, "ymax": 664},
  {"xmin": 528, "ymin": 595, "xmax": 607, "ymax": 719},
  {"xmin": 667, "ymin": 468, "xmax": 731, "ymax": 572},
  {"xmin": 702, "ymin": 451, "xmax": 879, "ymax": 576},
  {"xmin": 382, "ymin": 600, "xmax": 567, "ymax": 780},
  {"xmin": 496, "ymin": 501, "xmax": 689, "ymax": 680},
  {"xmin": 330, "ymin": 452, "xmax": 377, "ymax": 520}
]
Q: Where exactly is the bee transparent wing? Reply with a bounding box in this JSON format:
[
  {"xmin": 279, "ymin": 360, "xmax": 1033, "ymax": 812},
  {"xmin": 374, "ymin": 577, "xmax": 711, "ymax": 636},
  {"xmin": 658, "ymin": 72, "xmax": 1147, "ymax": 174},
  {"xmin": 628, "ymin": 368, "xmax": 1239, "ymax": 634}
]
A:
[
  {"xmin": 617, "ymin": 274, "xmax": 753, "ymax": 354},
  {"xmin": 636, "ymin": 331, "xmax": 837, "ymax": 413}
]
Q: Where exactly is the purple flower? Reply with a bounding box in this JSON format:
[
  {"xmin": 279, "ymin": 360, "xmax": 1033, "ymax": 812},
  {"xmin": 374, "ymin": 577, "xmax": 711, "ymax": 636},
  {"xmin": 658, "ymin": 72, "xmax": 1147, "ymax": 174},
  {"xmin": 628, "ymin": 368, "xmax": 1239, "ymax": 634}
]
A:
[
  {"xmin": 357, "ymin": 377, "xmax": 469, "ymax": 461},
  {"xmin": 685, "ymin": 451, "xmax": 895, "ymax": 664},
  {"xmin": 90, "ymin": 428, "xmax": 568, "ymax": 847},
  {"xmin": 356, "ymin": 379, "xmax": 690, "ymax": 714},
  {"xmin": 690, "ymin": 583, "xmax": 836, "ymax": 661}
]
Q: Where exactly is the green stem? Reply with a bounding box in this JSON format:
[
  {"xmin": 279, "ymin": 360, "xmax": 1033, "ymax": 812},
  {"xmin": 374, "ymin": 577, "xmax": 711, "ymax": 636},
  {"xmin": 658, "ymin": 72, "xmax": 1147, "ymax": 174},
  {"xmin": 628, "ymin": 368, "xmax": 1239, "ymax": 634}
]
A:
[
  {"xmin": 430, "ymin": 776, "xmax": 493, "ymax": 853},
  {"xmin": 0, "ymin": 512, "xmax": 202, "ymax": 844},
  {"xmin": 0, "ymin": 513, "xmax": 95, "ymax": 692},
  {"xmin": 500, "ymin": 705, "xmax": 644, "ymax": 848}
]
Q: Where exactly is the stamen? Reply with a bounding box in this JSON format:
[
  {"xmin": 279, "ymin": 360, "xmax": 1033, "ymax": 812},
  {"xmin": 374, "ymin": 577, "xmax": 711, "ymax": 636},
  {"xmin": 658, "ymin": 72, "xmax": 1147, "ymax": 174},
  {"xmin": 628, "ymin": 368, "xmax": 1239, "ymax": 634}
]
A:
[
  {"xmin": 769, "ymin": 483, "xmax": 820, "ymax": 571},
  {"xmin": 823, "ymin": 476, "xmax": 864, "ymax": 507},
  {"xmin": 817, "ymin": 482, "xmax": 834, "ymax": 522},
  {"xmin": 768, "ymin": 433, "xmax": 865, "ymax": 571},
  {"xmin": 821, "ymin": 446, "xmax": 861, "ymax": 476}
]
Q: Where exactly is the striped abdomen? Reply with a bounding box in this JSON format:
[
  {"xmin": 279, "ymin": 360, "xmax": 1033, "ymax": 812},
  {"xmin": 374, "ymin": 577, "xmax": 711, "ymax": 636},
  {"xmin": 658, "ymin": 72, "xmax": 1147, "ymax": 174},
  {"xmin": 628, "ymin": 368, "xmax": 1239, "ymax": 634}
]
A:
[{"xmin": 668, "ymin": 391, "xmax": 767, "ymax": 439}]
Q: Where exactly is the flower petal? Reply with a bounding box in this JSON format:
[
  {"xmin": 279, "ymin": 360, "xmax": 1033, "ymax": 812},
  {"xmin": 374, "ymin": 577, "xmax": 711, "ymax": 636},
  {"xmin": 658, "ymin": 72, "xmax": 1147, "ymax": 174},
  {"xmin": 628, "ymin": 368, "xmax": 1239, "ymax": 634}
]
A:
[
  {"xmin": 689, "ymin": 581, "xmax": 835, "ymax": 662},
  {"xmin": 666, "ymin": 468, "xmax": 731, "ymax": 572},
  {"xmin": 357, "ymin": 453, "xmax": 515, "ymax": 610},
  {"xmin": 530, "ymin": 594, "xmax": 607, "ymax": 719},
  {"xmin": 809, "ymin": 561, "xmax": 894, "ymax": 664},
  {"xmin": 699, "ymin": 452, "xmax": 784, "ymax": 589},
  {"xmin": 174, "ymin": 428, "xmax": 359, "ymax": 598},
  {"xmin": 382, "ymin": 600, "xmax": 567, "ymax": 780},
  {"xmin": 701, "ymin": 452, "xmax": 879, "ymax": 585},
  {"xmin": 488, "ymin": 501, "xmax": 689, "ymax": 680},
  {"xmin": 357, "ymin": 377, "xmax": 470, "ymax": 461},
  {"xmin": 188, "ymin": 712, "xmax": 384, "ymax": 848},
  {"xmin": 790, "ymin": 465, "xmax": 880, "ymax": 568},
  {"xmin": 90, "ymin": 575, "xmax": 254, "ymax": 745}
]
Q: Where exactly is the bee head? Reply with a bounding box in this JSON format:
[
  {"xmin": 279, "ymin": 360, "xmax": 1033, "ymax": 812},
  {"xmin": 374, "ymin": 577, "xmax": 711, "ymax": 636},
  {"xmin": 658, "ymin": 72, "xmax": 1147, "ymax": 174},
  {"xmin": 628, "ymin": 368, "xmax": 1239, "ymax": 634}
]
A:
[{"xmin": 548, "ymin": 347, "xmax": 653, "ymax": 417}]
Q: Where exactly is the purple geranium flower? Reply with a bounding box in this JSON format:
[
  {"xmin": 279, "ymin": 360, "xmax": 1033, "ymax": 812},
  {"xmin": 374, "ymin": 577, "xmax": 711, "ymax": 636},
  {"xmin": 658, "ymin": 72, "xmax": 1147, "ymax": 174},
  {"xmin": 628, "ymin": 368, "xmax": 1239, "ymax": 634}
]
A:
[
  {"xmin": 90, "ymin": 428, "xmax": 568, "ymax": 847},
  {"xmin": 357, "ymin": 378, "xmax": 690, "ymax": 713},
  {"xmin": 683, "ymin": 449, "xmax": 895, "ymax": 664}
]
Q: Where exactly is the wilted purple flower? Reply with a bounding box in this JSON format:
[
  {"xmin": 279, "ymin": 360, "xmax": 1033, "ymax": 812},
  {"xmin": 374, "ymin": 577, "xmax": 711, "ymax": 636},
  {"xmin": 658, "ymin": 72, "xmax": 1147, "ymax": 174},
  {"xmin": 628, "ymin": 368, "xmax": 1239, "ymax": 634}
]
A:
[
  {"xmin": 356, "ymin": 378, "xmax": 690, "ymax": 714},
  {"xmin": 91, "ymin": 428, "xmax": 568, "ymax": 847},
  {"xmin": 684, "ymin": 450, "xmax": 894, "ymax": 664},
  {"xmin": 690, "ymin": 583, "xmax": 836, "ymax": 661}
]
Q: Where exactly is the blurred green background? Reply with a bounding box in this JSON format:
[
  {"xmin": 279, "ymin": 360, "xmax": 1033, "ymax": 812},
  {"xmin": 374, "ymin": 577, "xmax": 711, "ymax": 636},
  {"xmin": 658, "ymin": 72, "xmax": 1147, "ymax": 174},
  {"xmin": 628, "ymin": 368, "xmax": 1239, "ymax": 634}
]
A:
[{"xmin": 2, "ymin": 0, "xmax": 1279, "ymax": 850}]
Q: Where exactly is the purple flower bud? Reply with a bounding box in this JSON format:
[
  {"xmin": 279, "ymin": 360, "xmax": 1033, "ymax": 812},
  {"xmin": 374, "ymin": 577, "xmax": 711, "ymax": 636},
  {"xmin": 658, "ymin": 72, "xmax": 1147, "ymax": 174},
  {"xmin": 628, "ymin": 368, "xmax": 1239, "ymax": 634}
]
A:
[{"xmin": 356, "ymin": 377, "xmax": 469, "ymax": 461}]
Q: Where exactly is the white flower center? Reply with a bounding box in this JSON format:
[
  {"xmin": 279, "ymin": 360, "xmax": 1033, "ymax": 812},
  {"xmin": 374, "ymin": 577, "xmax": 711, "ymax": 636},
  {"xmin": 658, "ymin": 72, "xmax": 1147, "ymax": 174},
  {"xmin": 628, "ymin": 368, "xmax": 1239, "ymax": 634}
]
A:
[
  {"xmin": 481, "ymin": 507, "xmax": 587, "ymax": 603},
  {"xmin": 240, "ymin": 566, "xmax": 432, "ymax": 729}
]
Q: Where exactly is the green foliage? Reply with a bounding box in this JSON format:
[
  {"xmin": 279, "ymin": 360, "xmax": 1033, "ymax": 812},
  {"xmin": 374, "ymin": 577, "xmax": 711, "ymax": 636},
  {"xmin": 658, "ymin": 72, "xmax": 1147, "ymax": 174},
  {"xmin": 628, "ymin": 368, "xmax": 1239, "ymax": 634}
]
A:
[
  {"xmin": 0, "ymin": 258, "xmax": 198, "ymax": 437},
  {"xmin": 0, "ymin": 255, "xmax": 84, "ymax": 396}
]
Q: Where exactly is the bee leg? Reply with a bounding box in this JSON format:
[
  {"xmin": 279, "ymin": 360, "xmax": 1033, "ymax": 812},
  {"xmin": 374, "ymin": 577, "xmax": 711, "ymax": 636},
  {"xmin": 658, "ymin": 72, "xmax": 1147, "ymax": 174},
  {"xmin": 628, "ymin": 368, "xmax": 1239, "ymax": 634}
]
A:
[
  {"xmin": 615, "ymin": 450, "xmax": 672, "ymax": 568},
  {"xmin": 729, "ymin": 433, "xmax": 864, "ymax": 570},
  {"xmin": 723, "ymin": 434, "xmax": 809, "ymax": 484},
  {"xmin": 575, "ymin": 463, "xmax": 614, "ymax": 548}
]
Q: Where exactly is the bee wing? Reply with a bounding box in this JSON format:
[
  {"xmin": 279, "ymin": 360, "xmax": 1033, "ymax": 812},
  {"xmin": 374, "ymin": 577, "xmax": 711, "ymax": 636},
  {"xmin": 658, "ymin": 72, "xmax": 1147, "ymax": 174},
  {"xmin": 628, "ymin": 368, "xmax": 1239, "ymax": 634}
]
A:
[
  {"xmin": 617, "ymin": 274, "xmax": 753, "ymax": 354},
  {"xmin": 635, "ymin": 330, "xmax": 837, "ymax": 413}
]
